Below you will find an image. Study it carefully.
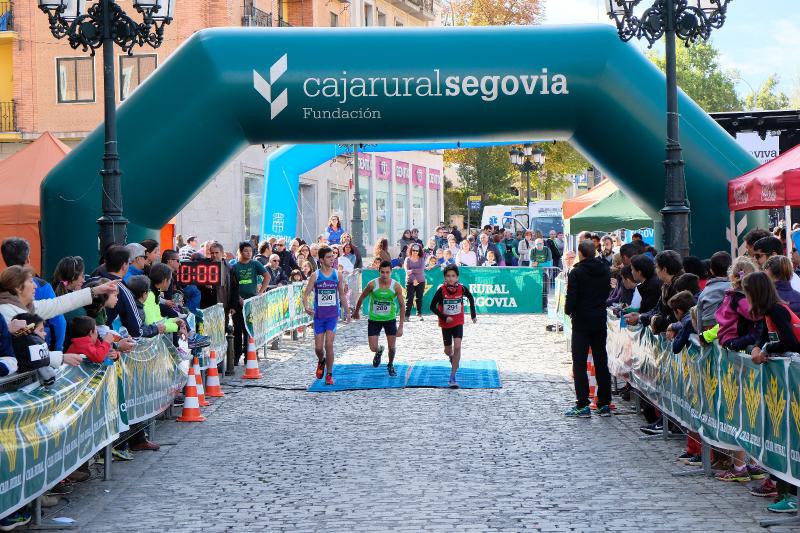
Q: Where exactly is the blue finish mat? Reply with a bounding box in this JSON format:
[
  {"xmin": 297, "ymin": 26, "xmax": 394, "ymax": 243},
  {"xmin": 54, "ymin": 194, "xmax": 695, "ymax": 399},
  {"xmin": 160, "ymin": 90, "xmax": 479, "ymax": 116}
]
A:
[
  {"xmin": 307, "ymin": 364, "xmax": 410, "ymax": 392},
  {"xmin": 406, "ymin": 359, "xmax": 502, "ymax": 389}
]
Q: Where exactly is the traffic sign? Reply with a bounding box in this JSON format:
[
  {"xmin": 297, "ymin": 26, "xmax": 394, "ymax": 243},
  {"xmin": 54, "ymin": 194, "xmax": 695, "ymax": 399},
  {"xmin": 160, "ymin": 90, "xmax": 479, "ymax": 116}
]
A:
[{"xmin": 468, "ymin": 195, "xmax": 482, "ymax": 210}]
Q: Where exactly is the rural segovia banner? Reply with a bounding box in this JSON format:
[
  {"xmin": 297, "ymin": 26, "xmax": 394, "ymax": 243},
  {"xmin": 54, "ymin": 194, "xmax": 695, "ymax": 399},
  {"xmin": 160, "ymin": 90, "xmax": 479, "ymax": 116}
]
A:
[
  {"xmin": 243, "ymin": 282, "xmax": 312, "ymax": 348},
  {"xmin": 361, "ymin": 266, "xmax": 544, "ymax": 315},
  {"xmin": 0, "ymin": 364, "xmax": 121, "ymax": 519},
  {"xmin": 607, "ymin": 312, "xmax": 800, "ymax": 485},
  {"xmin": 119, "ymin": 336, "xmax": 187, "ymax": 425}
]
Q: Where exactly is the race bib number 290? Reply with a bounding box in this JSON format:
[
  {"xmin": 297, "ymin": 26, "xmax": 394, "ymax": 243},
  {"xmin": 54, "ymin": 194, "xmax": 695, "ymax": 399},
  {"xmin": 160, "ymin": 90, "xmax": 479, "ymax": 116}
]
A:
[{"xmin": 318, "ymin": 290, "xmax": 336, "ymax": 306}]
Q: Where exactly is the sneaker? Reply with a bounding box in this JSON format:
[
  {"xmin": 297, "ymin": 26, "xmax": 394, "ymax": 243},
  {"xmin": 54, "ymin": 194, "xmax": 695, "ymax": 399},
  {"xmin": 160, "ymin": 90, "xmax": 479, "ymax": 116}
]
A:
[
  {"xmin": 749, "ymin": 478, "xmax": 778, "ymax": 498},
  {"xmin": 747, "ymin": 464, "xmax": 768, "ymax": 480},
  {"xmin": 315, "ymin": 359, "xmax": 325, "ymax": 379},
  {"xmin": 715, "ymin": 468, "xmax": 751, "ymax": 482},
  {"xmin": 639, "ymin": 420, "xmax": 663, "ymax": 435},
  {"xmin": 373, "ymin": 346, "xmax": 384, "ymax": 368},
  {"xmin": 111, "ymin": 448, "xmax": 134, "ymax": 461},
  {"xmin": 418, "ymin": 315, "xmax": 424, "ymax": 321},
  {"xmin": 173, "ymin": 394, "xmax": 185, "ymax": 406},
  {"xmin": 686, "ymin": 455, "xmax": 703, "ymax": 466},
  {"xmin": 0, "ymin": 509, "xmax": 32, "ymax": 531},
  {"xmin": 564, "ymin": 406, "xmax": 591, "ymax": 418},
  {"xmin": 596, "ymin": 405, "xmax": 612, "ymax": 417},
  {"xmin": 187, "ymin": 335, "xmax": 211, "ymax": 349},
  {"xmin": 677, "ymin": 452, "xmax": 694, "ymax": 464},
  {"xmin": 325, "ymin": 374, "xmax": 335, "ymax": 386},
  {"xmin": 130, "ymin": 440, "xmax": 160, "ymax": 452},
  {"xmin": 387, "ymin": 363, "xmax": 397, "ymax": 377},
  {"xmin": 767, "ymin": 494, "xmax": 798, "ymax": 513},
  {"xmin": 711, "ymin": 458, "xmax": 732, "ymax": 471},
  {"xmin": 448, "ymin": 376, "xmax": 459, "ymax": 389}
]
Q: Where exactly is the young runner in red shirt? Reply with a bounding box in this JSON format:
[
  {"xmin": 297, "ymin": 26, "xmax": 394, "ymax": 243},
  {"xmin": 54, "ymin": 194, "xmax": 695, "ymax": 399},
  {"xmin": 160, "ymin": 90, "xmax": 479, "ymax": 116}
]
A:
[{"xmin": 429, "ymin": 264, "xmax": 477, "ymax": 388}]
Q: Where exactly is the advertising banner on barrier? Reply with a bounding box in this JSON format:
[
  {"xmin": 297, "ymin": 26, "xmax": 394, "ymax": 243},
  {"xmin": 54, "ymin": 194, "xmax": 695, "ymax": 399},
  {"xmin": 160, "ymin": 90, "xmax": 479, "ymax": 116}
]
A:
[
  {"xmin": 243, "ymin": 283, "xmax": 313, "ymax": 348},
  {"xmin": 789, "ymin": 360, "xmax": 800, "ymax": 480},
  {"xmin": 120, "ymin": 337, "xmax": 187, "ymax": 425},
  {"xmin": 0, "ymin": 365, "xmax": 121, "ymax": 519},
  {"xmin": 607, "ymin": 313, "xmax": 800, "ymax": 485},
  {"xmin": 361, "ymin": 267, "xmax": 543, "ymax": 314},
  {"xmin": 199, "ymin": 303, "xmax": 227, "ymax": 368}
]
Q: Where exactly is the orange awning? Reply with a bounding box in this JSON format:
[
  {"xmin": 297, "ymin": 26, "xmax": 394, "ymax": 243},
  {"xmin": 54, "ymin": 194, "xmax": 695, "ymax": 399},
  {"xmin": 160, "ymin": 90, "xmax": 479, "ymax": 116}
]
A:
[
  {"xmin": 562, "ymin": 179, "xmax": 617, "ymax": 220},
  {"xmin": 0, "ymin": 133, "xmax": 71, "ymax": 273}
]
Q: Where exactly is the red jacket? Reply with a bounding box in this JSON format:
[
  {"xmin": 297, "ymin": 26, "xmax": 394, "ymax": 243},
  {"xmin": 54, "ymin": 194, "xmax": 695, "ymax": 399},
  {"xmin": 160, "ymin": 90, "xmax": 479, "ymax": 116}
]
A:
[{"xmin": 67, "ymin": 336, "xmax": 111, "ymax": 363}]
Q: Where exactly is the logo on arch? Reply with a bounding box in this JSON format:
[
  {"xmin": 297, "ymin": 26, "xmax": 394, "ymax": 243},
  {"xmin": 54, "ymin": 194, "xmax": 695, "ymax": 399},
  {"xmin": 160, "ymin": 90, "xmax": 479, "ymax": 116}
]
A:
[{"xmin": 253, "ymin": 54, "xmax": 288, "ymax": 120}]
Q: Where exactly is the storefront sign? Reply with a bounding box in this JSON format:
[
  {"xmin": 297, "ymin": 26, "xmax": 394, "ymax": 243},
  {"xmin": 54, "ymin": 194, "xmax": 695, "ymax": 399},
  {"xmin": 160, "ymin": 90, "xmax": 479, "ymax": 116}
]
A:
[
  {"xmin": 375, "ymin": 156, "xmax": 392, "ymax": 181},
  {"xmin": 412, "ymin": 165, "xmax": 426, "ymax": 187},
  {"xmin": 358, "ymin": 152, "xmax": 372, "ymax": 177},
  {"xmin": 395, "ymin": 161, "xmax": 410, "ymax": 184},
  {"xmin": 362, "ymin": 266, "xmax": 543, "ymax": 314},
  {"xmin": 428, "ymin": 168, "xmax": 441, "ymax": 190}
]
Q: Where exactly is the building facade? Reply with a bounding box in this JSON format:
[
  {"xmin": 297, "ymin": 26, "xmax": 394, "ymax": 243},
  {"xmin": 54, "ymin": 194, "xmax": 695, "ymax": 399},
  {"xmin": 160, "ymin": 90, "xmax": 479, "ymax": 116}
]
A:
[{"xmin": 1, "ymin": 0, "xmax": 442, "ymax": 255}]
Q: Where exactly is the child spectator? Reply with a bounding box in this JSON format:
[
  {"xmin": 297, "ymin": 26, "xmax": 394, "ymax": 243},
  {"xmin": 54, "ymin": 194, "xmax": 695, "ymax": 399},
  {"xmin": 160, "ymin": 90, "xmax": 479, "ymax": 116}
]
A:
[
  {"xmin": 66, "ymin": 316, "xmax": 117, "ymax": 364},
  {"xmin": 702, "ymin": 256, "xmax": 759, "ymax": 350},
  {"xmin": 10, "ymin": 312, "xmax": 82, "ymax": 385},
  {"xmin": 682, "ymin": 256, "xmax": 708, "ymax": 290},
  {"xmin": 762, "ymin": 255, "xmax": 800, "ymax": 315},
  {"xmin": 666, "ymin": 291, "xmax": 696, "ymax": 353},
  {"xmin": 441, "ymin": 249, "xmax": 456, "ymax": 268},
  {"xmin": 483, "ymin": 250, "xmax": 497, "ymax": 267},
  {"xmin": 639, "ymin": 250, "xmax": 683, "ymax": 334},
  {"xmin": 673, "ymin": 272, "xmax": 701, "ymax": 297},
  {"xmin": 694, "ymin": 251, "xmax": 732, "ymax": 332},
  {"xmin": 290, "ymin": 269, "xmax": 304, "ymax": 282},
  {"xmin": 124, "ymin": 276, "xmax": 166, "ymax": 339},
  {"xmin": 745, "ymin": 271, "xmax": 800, "ymax": 360}
]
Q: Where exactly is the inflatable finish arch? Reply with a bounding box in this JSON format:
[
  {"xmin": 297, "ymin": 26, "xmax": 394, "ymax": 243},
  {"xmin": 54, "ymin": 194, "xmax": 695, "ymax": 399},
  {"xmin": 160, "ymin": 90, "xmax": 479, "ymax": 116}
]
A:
[{"xmin": 42, "ymin": 25, "xmax": 759, "ymax": 274}]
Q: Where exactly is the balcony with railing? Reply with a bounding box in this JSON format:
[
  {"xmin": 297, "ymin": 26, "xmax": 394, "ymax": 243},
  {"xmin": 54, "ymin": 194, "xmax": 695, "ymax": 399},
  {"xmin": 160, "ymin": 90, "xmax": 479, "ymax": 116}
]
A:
[
  {"xmin": 0, "ymin": 1, "xmax": 14, "ymax": 32},
  {"xmin": 242, "ymin": 5, "xmax": 272, "ymax": 27},
  {"xmin": 387, "ymin": 0, "xmax": 435, "ymax": 21},
  {"xmin": 1, "ymin": 101, "xmax": 15, "ymax": 132},
  {"xmin": 278, "ymin": 17, "xmax": 293, "ymax": 27}
]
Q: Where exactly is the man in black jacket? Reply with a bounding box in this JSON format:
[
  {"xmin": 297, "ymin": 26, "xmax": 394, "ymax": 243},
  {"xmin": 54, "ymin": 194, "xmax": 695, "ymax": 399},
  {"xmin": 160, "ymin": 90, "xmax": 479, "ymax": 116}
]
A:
[{"xmin": 564, "ymin": 240, "xmax": 612, "ymax": 418}]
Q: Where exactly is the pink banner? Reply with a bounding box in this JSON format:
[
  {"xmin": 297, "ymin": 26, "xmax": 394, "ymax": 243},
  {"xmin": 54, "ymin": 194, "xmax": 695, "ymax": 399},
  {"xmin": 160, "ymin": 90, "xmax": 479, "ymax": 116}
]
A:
[
  {"xmin": 428, "ymin": 168, "xmax": 441, "ymax": 190},
  {"xmin": 358, "ymin": 153, "xmax": 372, "ymax": 177},
  {"xmin": 375, "ymin": 156, "xmax": 392, "ymax": 181},
  {"xmin": 412, "ymin": 165, "xmax": 426, "ymax": 187},
  {"xmin": 395, "ymin": 161, "xmax": 410, "ymax": 184}
]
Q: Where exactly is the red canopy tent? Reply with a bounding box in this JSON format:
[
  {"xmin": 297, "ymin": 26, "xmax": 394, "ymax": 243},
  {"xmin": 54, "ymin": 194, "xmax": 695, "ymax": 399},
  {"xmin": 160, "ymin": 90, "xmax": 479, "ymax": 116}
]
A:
[{"xmin": 727, "ymin": 143, "xmax": 800, "ymax": 256}]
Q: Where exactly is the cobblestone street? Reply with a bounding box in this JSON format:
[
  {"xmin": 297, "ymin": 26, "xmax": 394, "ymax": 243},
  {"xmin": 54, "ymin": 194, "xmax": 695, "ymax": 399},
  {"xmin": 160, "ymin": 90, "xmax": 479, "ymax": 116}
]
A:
[{"xmin": 52, "ymin": 315, "xmax": 787, "ymax": 532}]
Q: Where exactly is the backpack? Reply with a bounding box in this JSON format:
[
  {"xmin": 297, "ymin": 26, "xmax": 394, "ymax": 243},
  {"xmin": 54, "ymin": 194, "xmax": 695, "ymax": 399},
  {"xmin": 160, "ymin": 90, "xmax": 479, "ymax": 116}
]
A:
[{"xmin": 764, "ymin": 303, "xmax": 800, "ymax": 343}]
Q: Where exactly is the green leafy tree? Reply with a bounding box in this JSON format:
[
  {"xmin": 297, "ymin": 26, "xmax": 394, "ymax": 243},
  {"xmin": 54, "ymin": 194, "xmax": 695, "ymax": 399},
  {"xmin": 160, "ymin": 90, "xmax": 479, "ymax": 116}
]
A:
[
  {"xmin": 444, "ymin": 0, "xmax": 544, "ymax": 26},
  {"xmin": 647, "ymin": 41, "xmax": 741, "ymax": 113},
  {"xmin": 534, "ymin": 142, "xmax": 588, "ymax": 200},
  {"xmin": 744, "ymin": 74, "xmax": 790, "ymax": 111}
]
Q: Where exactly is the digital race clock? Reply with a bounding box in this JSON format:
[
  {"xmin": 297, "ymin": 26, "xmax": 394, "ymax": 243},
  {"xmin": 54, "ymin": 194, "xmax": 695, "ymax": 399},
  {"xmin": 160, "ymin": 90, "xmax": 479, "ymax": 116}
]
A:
[{"xmin": 176, "ymin": 260, "xmax": 222, "ymax": 286}]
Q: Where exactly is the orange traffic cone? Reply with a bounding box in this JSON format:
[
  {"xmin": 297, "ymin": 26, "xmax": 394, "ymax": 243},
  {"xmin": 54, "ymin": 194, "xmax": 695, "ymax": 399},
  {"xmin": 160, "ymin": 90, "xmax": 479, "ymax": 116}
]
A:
[
  {"xmin": 204, "ymin": 351, "xmax": 225, "ymax": 398},
  {"xmin": 242, "ymin": 337, "xmax": 263, "ymax": 379},
  {"xmin": 192, "ymin": 356, "xmax": 210, "ymax": 406},
  {"xmin": 587, "ymin": 351, "xmax": 598, "ymax": 410},
  {"xmin": 177, "ymin": 367, "xmax": 206, "ymax": 423}
]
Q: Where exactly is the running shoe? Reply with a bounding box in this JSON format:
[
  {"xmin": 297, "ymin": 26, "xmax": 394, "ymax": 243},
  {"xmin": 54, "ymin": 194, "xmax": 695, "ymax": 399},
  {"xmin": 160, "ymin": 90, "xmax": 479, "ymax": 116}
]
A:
[
  {"xmin": 112, "ymin": 448, "xmax": 134, "ymax": 461},
  {"xmin": 686, "ymin": 455, "xmax": 703, "ymax": 466},
  {"xmin": 596, "ymin": 405, "xmax": 612, "ymax": 417},
  {"xmin": 0, "ymin": 510, "xmax": 32, "ymax": 531},
  {"xmin": 387, "ymin": 363, "xmax": 397, "ymax": 377},
  {"xmin": 325, "ymin": 374, "xmax": 335, "ymax": 386},
  {"xmin": 639, "ymin": 420, "xmax": 663, "ymax": 435},
  {"xmin": 564, "ymin": 406, "xmax": 591, "ymax": 418},
  {"xmin": 448, "ymin": 376, "xmax": 459, "ymax": 389},
  {"xmin": 677, "ymin": 452, "xmax": 694, "ymax": 464},
  {"xmin": 767, "ymin": 494, "xmax": 798, "ymax": 513},
  {"xmin": 315, "ymin": 359, "xmax": 325, "ymax": 379},
  {"xmin": 373, "ymin": 346, "xmax": 384, "ymax": 368},
  {"xmin": 715, "ymin": 468, "xmax": 751, "ymax": 482},
  {"xmin": 747, "ymin": 464, "xmax": 768, "ymax": 480},
  {"xmin": 749, "ymin": 478, "xmax": 778, "ymax": 498}
]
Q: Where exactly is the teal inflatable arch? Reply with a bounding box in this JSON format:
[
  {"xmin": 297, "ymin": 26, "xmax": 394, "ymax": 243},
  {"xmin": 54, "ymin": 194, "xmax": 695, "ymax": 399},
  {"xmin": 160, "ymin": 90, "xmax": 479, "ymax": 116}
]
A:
[{"xmin": 41, "ymin": 25, "xmax": 760, "ymax": 274}]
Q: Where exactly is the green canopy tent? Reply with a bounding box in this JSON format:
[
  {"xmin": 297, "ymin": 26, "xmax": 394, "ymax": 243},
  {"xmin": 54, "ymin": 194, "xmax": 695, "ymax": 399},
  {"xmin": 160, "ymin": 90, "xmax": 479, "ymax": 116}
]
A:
[{"xmin": 564, "ymin": 189, "xmax": 652, "ymax": 234}]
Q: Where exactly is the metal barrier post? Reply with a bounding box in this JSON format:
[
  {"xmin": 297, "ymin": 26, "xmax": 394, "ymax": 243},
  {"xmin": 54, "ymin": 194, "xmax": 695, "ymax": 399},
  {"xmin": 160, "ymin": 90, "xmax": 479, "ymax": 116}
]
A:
[
  {"xmin": 103, "ymin": 444, "xmax": 112, "ymax": 480},
  {"xmin": 225, "ymin": 331, "xmax": 235, "ymax": 376}
]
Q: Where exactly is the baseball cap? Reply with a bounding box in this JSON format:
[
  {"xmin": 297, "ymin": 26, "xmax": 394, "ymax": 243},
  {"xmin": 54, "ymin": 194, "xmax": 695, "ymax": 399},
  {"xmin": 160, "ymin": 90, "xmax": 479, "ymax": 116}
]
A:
[{"xmin": 125, "ymin": 243, "xmax": 147, "ymax": 263}]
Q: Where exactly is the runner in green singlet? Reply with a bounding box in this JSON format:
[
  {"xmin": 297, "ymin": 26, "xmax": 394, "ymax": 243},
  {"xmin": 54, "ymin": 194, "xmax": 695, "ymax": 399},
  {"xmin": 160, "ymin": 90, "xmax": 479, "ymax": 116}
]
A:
[{"xmin": 353, "ymin": 260, "xmax": 405, "ymax": 376}]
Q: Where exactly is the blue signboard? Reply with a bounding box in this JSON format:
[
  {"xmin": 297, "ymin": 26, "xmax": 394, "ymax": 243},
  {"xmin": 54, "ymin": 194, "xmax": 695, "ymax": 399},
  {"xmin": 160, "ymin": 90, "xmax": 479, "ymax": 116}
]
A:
[{"xmin": 624, "ymin": 228, "xmax": 655, "ymax": 245}]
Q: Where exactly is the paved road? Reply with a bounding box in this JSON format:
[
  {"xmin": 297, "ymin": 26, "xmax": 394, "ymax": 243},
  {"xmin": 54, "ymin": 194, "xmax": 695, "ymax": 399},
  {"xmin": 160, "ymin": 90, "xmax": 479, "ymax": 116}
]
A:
[{"xmin": 50, "ymin": 315, "xmax": 789, "ymax": 532}]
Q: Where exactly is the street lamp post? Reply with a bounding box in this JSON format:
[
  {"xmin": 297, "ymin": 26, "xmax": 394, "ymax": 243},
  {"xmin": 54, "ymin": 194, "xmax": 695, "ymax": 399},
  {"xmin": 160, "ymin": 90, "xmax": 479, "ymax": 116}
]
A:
[
  {"xmin": 351, "ymin": 143, "xmax": 364, "ymax": 251},
  {"xmin": 38, "ymin": 0, "xmax": 174, "ymax": 256},
  {"xmin": 606, "ymin": 0, "xmax": 731, "ymax": 257},
  {"xmin": 509, "ymin": 143, "xmax": 545, "ymax": 207}
]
